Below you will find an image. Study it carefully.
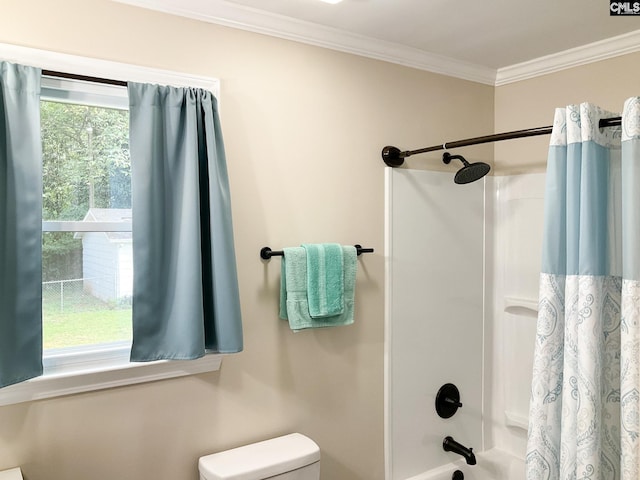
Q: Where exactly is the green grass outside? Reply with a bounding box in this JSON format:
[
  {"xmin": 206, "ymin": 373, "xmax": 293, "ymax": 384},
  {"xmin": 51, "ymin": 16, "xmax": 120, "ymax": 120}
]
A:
[
  {"xmin": 43, "ymin": 309, "xmax": 132, "ymax": 350},
  {"xmin": 42, "ymin": 284, "xmax": 132, "ymax": 350}
]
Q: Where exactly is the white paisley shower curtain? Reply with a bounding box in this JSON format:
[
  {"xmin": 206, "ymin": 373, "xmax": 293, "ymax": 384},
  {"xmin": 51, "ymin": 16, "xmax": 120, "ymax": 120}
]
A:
[{"xmin": 526, "ymin": 97, "xmax": 640, "ymax": 480}]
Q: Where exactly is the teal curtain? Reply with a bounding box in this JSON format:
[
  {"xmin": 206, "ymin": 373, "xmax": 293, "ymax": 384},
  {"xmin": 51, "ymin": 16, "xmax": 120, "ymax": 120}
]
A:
[
  {"xmin": 128, "ymin": 82, "xmax": 243, "ymax": 361},
  {"xmin": 0, "ymin": 62, "xmax": 43, "ymax": 387},
  {"xmin": 526, "ymin": 99, "xmax": 640, "ymax": 480}
]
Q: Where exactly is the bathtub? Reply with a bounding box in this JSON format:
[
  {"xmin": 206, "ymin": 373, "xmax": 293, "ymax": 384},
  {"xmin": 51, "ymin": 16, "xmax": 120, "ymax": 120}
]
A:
[{"xmin": 404, "ymin": 449, "xmax": 525, "ymax": 480}]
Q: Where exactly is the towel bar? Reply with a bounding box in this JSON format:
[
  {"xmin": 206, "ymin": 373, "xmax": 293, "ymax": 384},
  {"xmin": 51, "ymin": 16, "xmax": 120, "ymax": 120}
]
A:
[{"xmin": 260, "ymin": 244, "xmax": 374, "ymax": 260}]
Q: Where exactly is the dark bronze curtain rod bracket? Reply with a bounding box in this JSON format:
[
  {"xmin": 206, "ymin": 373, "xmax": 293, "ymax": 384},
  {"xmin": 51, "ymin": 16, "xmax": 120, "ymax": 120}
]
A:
[
  {"xmin": 382, "ymin": 117, "xmax": 622, "ymax": 167},
  {"xmin": 261, "ymin": 245, "xmax": 374, "ymax": 260}
]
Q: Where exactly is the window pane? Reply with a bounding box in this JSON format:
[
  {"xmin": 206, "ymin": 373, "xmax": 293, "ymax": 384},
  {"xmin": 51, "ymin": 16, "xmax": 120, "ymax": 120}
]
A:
[
  {"xmin": 42, "ymin": 232, "xmax": 132, "ymax": 350},
  {"xmin": 41, "ymin": 98, "xmax": 132, "ymax": 351},
  {"xmin": 41, "ymin": 101, "xmax": 130, "ymax": 222}
]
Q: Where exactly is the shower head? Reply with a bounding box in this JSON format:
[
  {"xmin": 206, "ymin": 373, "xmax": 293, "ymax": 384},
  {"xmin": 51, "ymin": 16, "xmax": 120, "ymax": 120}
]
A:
[{"xmin": 442, "ymin": 152, "xmax": 490, "ymax": 184}]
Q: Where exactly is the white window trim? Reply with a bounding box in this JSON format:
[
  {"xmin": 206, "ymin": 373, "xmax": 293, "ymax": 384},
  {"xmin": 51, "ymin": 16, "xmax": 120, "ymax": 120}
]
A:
[
  {"xmin": 43, "ymin": 221, "xmax": 133, "ymax": 232},
  {"xmin": 42, "ymin": 75, "xmax": 130, "ymax": 110},
  {"xmin": 0, "ymin": 351, "xmax": 222, "ymax": 407},
  {"xmin": 0, "ymin": 43, "xmax": 219, "ymax": 95},
  {"xmin": 0, "ymin": 43, "xmax": 224, "ymax": 407}
]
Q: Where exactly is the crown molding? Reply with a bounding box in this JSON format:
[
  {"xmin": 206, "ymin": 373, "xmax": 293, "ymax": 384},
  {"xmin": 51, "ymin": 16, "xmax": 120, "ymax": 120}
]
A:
[
  {"xmin": 112, "ymin": 1, "xmax": 640, "ymax": 87},
  {"xmin": 111, "ymin": 0, "xmax": 497, "ymax": 85},
  {"xmin": 495, "ymin": 29, "xmax": 640, "ymax": 86}
]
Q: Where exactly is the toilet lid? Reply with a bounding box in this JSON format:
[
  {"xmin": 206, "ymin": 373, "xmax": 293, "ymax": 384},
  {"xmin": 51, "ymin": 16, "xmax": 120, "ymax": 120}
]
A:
[{"xmin": 199, "ymin": 433, "xmax": 320, "ymax": 480}]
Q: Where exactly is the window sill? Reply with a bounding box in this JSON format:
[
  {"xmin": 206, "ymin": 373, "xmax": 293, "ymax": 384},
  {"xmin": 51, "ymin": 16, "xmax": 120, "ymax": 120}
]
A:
[{"xmin": 0, "ymin": 345, "xmax": 222, "ymax": 407}]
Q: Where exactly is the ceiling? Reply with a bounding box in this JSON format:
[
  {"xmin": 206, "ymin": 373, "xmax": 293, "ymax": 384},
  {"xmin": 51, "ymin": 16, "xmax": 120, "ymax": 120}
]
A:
[{"xmin": 114, "ymin": 0, "xmax": 640, "ymax": 84}]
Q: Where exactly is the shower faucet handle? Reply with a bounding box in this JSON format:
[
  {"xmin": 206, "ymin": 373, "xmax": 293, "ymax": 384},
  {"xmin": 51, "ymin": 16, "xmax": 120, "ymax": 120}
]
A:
[
  {"xmin": 444, "ymin": 397, "xmax": 463, "ymax": 408},
  {"xmin": 435, "ymin": 383, "xmax": 462, "ymax": 418}
]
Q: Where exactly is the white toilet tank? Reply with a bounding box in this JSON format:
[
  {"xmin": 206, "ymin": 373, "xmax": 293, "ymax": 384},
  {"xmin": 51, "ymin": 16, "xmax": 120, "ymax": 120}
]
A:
[{"xmin": 198, "ymin": 433, "xmax": 320, "ymax": 480}]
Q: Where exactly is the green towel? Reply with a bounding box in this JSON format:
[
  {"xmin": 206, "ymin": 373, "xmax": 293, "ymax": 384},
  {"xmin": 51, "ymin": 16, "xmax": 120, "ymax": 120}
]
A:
[
  {"xmin": 302, "ymin": 243, "xmax": 344, "ymax": 318},
  {"xmin": 280, "ymin": 246, "xmax": 357, "ymax": 331}
]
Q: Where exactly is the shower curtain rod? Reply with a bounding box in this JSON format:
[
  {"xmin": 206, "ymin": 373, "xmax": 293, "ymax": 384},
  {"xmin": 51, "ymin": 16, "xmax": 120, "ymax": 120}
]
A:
[
  {"xmin": 382, "ymin": 116, "xmax": 622, "ymax": 167},
  {"xmin": 42, "ymin": 69, "xmax": 127, "ymax": 87}
]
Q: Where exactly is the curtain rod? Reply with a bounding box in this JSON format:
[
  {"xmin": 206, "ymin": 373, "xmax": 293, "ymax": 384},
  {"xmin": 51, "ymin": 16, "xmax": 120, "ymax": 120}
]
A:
[
  {"xmin": 382, "ymin": 116, "xmax": 622, "ymax": 167},
  {"xmin": 42, "ymin": 69, "xmax": 127, "ymax": 87}
]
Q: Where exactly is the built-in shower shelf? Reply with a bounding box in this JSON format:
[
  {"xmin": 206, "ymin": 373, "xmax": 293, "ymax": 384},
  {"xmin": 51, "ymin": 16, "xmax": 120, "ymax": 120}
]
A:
[
  {"xmin": 505, "ymin": 410, "xmax": 529, "ymax": 431},
  {"xmin": 504, "ymin": 296, "xmax": 538, "ymax": 315}
]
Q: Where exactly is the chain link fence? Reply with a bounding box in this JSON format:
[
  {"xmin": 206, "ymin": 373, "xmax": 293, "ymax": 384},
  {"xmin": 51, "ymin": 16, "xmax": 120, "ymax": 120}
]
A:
[{"xmin": 42, "ymin": 277, "xmax": 131, "ymax": 313}]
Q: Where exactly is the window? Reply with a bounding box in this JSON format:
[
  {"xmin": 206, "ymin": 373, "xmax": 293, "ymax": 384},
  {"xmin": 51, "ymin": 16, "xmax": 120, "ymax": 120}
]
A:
[
  {"xmin": 41, "ymin": 76, "xmax": 133, "ymax": 357},
  {"xmin": 0, "ymin": 43, "xmax": 222, "ymax": 406}
]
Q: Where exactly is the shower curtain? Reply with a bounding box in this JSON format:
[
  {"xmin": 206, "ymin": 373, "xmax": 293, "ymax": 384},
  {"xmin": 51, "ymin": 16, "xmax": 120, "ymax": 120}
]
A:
[{"xmin": 526, "ymin": 98, "xmax": 640, "ymax": 480}]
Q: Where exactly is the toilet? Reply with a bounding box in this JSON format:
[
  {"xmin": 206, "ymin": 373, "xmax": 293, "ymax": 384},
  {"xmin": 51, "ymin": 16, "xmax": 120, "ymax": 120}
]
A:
[{"xmin": 199, "ymin": 433, "xmax": 320, "ymax": 480}]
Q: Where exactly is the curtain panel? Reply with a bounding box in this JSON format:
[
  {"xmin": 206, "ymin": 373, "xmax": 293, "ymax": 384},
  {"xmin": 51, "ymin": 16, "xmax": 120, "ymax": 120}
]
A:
[
  {"xmin": 128, "ymin": 82, "xmax": 243, "ymax": 361},
  {"xmin": 0, "ymin": 62, "xmax": 43, "ymax": 388},
  {"xmin": 526, "ymin": 98, "xmax": 640, "ymax": 480},
  {"xmin": 0, "ymin": 70, "xmax": 243, "ymax": 390}
]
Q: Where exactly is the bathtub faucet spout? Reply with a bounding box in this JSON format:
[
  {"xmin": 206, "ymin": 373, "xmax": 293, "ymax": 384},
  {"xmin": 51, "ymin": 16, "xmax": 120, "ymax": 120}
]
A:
[{"xmin": 443, "ymin": 436, "xmax": 476, "ymax": 465}]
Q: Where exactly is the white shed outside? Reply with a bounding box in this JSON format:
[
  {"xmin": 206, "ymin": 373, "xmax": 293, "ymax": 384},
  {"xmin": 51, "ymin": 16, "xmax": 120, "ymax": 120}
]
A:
[{"xmin": 77, "ymin": 208, "xmax": 132, "ymax": 304}]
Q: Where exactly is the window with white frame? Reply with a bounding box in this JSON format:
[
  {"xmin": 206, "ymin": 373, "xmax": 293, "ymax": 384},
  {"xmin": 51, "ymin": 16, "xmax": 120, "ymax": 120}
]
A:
[
  {"xmin": 40, "ymin": 76, "xmax": 134, "ymax": 373},
  {"xmin": 0, "ymin": 44, "xmax": 222, "ymax": 407}
]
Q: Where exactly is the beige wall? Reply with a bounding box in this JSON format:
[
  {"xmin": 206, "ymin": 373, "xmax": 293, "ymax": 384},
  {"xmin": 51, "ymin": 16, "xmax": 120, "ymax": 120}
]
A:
[
  {"xmin": 0, "ymin": 1, "xmax": 494, "ymax": 479},
  {"xmin": 494, "ymin": 51, "xmax": 640, "ymax": 175}
]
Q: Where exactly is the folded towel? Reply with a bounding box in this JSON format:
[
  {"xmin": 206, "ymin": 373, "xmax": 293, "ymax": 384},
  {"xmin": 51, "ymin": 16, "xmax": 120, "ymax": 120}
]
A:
[
  {"xmin": 280, "ymin": 245, "xmax": 357, "ymax": 331},
  {"xmin": 302, "ymin": 243, "xmax": 344, "ymax": 318}
]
